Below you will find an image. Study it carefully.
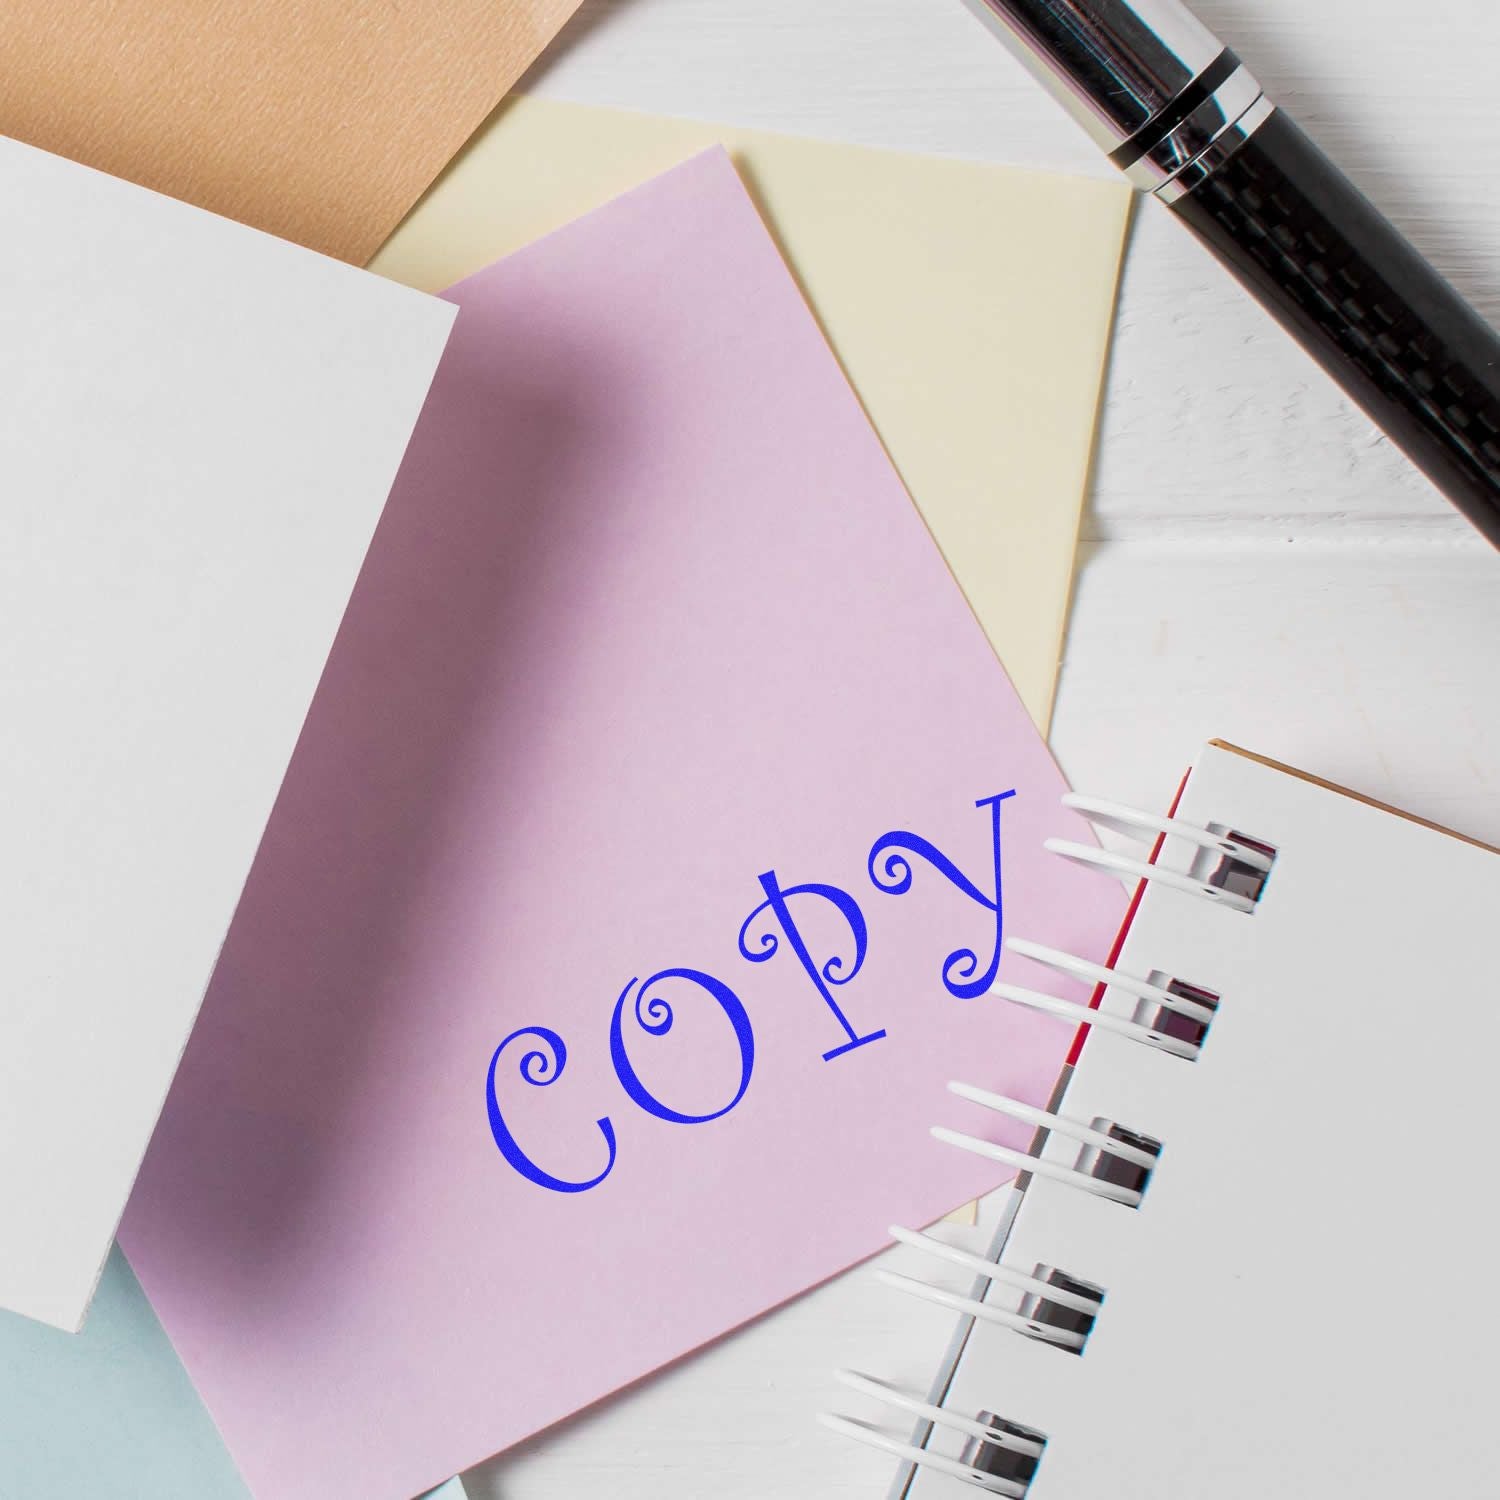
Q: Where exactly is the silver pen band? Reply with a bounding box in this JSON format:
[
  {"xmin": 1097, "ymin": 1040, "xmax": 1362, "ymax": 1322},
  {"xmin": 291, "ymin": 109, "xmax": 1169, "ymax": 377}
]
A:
[
  {"xmin": 1126, "ymin": 62, "xmax": 1274, "ymax": 199},
  {"xmin": 962, "ymin": 0, "xmax": 1277, "ymax": 198},
  {"xmin": 1151, "ymin": 92, "xmax": 1277, "ymax": 203}
]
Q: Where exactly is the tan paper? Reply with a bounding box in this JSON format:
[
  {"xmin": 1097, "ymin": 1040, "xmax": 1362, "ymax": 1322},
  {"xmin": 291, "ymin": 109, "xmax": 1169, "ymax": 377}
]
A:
[
  {"xmin": 0, "ymin": 1, "xmax": 581, "ymax": 265},
  {"xmin": 374, "ymin": 98, "xmax": 1130, "ymax": 730}
]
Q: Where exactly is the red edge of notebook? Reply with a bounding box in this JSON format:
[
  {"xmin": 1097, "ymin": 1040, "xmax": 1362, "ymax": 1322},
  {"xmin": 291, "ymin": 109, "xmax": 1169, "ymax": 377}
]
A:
[{"xmin": 1064, "ymin": 765, "xmax": 1192, "ymax": 1068}]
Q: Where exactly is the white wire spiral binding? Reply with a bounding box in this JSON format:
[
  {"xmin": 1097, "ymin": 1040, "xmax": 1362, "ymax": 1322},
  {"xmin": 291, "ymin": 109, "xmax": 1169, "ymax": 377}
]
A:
[
  {"xmin": 821, "ymin": 792, "xmax": 1257, "ymax": 1496},
  {"xmin": 991, "ymin": 937, "xmax": 1214, "ymax": 1060},
  {"xmin": 927, "ymin": 1126, "xmax": 1144, "ymax": 1209},
  {"xmin": 878, "ymin": 1267, "xmax": 1092, "ymax": 1350},
  {"xmin": 1044, "ymin": 792, "xmax": 1273, "ymax": 915},
  {"xmin": 1005, "ymin": 939, "xmax": 1218, "ymax": 1025},
  {"xmin": 1060, "ymin": 794, "xmax": 1274, "ymax": 871},
  {"xmin": 945, "ymin": 1083, "xmax": 1160, "ymax": 1176},
  {"xmin": 818, "ymin": 1411, "xmax": 1030, "ymax": 1496},
  {"xmin": 887, "ymin": 1224, "xmax": 1102, "ymax": 1317},
  {"xmin": 819, "ymin": 1371, "xmax": 1042, "ymax": 1496}
]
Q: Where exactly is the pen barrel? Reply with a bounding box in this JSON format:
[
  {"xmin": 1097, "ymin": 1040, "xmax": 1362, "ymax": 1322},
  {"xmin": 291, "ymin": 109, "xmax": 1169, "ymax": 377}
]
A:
[
  {"xmin": 1168, "ymin": 109, "xmax": 1500, "ymax": 545},
  {"xmin": 963, "ymin": 0, "xmax": 1223, "ymax": 154}
]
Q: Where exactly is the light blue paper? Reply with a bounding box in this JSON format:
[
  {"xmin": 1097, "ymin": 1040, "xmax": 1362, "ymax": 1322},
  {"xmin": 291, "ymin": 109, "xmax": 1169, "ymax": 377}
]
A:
[
  {"xmin": 0, "ymin": 1244, "xmax": 252, "ymax": 1500},
  {"xmin": 0, "ymin": 1243, "xmax": 472, "ymax": 1500}
]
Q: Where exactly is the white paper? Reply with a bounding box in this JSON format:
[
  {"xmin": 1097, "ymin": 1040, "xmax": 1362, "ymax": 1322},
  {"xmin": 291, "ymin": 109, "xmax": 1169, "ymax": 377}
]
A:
[{"xmin": 0, "ymin": 136, "xmax": 454, "ymax": 1331}]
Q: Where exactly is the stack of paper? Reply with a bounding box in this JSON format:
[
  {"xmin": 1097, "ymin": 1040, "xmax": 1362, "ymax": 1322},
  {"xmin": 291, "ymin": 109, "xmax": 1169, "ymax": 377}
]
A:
[
  {"xmin": 0, "ymin": 46, "xmax": 1132, "ymax": 1500},
  {"xmin": 375, "ymin": 96, "xmax": 1130, "ymax": 730},
  {"xmin": 120, "ymin": 146, "xmax": 1127, "ymax": 1500}
]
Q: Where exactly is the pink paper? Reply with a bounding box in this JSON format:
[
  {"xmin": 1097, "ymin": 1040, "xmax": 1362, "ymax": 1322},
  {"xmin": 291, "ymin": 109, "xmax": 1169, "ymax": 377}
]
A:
[{"xmin": 121, "ymin": 151, "xmax": 1125, "ymax": 1500}]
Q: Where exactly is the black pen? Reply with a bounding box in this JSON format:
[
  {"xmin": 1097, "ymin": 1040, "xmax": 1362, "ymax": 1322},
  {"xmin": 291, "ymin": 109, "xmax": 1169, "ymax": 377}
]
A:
[{"xmin": 962, "ymin": 0, "xmax": 1500, "ymax": 548}]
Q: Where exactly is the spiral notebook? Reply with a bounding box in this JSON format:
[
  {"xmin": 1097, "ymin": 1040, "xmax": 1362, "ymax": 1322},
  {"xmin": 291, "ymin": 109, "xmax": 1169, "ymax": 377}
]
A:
[{"xmin": 826, "ymin": 739, "xmax": 1500, "ymax": 1497}]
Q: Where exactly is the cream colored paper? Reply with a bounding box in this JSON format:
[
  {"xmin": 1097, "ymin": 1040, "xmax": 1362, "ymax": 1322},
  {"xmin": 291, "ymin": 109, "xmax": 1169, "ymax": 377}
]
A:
[
  {"xmin": 374, "ymin": 97, "xmax": 1130, "ymax": 730},
  {"xmin": 0, "ymin": 0, "xmax": 582, "ymax": 265}
]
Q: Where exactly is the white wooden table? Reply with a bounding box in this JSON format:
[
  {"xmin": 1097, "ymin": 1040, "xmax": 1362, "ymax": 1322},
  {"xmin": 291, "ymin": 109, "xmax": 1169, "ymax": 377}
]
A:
[{"xmin": 465, "ymin": 3, "xmax": 1500, "ymax": 1495}]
